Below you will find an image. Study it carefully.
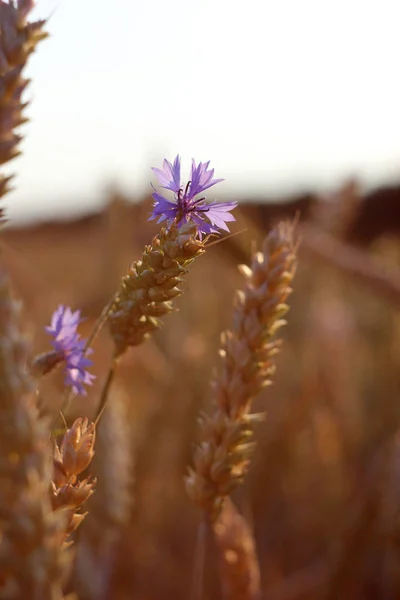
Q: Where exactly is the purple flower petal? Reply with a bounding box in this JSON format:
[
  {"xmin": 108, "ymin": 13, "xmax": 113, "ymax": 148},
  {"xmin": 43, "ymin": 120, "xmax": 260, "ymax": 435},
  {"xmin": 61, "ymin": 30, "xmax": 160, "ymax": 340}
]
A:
[
  {"xmin": 190, "ymin": 159, "xmax": 224, "ymax": 197},
  {"xmin": 45, "ymin": 305, "xmax": 95, "ymax": 396},
  {"xmin": 149, "ymin": 156, "xmax": 237, "ymax": 238},
  {"xmin": 151, "ymin": 155, "xmax": 181, "ymax": 193},
  {"xmin": 206, "ymin": 201, "xmax": 238, "ymax": 230},
  {"xmin": 150, "ymin": 192, "xmax": 178, "ymax": 216}
]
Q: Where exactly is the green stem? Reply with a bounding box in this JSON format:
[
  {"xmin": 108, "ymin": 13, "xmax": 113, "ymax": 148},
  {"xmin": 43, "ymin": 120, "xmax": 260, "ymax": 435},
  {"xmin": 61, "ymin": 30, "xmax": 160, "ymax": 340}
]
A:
[
  {"xmin": 94, "ymin": 356, "xmax": 118, "ymax": 425},
  {"xmin": 84, "ymin": 292, "xmax": 117, "ymax": 352}
]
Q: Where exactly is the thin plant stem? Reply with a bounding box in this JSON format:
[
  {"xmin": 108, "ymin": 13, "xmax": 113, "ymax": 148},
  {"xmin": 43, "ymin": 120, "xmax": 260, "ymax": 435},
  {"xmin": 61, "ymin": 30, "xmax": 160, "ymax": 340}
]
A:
[
  {"xmin": 58, "ymin": 410, "xmax": 68, "ymax": 432},
  {"xmin": 191, "ymin": 517, "xmax": 208, "ymax": 600},
  {"xmin": 205, "ymin": 228, "xmax": 247, "ymax": 249},
  {"xmin": 51, "ymin": 386, "xmax": 72, "ymax": 430},
  {"xmin": 94, "ymin": 356, "xmax": 118, "ymax": 425},
  {"xmin": 84, "ymin": 292, "xmax": 117, "ymax": 352}
]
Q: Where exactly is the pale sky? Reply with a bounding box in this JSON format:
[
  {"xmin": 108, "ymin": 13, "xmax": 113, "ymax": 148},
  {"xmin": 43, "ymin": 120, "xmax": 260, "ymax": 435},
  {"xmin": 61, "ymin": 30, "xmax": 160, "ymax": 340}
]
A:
[{"xmin": 5, "ymin": 0, "xmax": 400, "ymax": 222}]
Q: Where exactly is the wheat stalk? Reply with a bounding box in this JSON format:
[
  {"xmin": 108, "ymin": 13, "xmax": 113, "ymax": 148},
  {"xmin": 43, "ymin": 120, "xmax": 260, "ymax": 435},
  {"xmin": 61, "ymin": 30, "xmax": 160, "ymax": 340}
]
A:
[{"xmin": 186, "ymin": 221, "xmax": 297, "ymax": 521}]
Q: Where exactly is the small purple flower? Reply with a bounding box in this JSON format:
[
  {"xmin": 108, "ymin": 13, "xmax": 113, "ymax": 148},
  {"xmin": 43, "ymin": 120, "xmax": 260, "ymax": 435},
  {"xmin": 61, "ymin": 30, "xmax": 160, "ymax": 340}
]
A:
[
  {"xmin": 149, "ymin": 155, "xmax": 237, "ymax": 238},
  {"xmin": 45, "ymin": 305, "xmax": 95, "ymax": 396}
]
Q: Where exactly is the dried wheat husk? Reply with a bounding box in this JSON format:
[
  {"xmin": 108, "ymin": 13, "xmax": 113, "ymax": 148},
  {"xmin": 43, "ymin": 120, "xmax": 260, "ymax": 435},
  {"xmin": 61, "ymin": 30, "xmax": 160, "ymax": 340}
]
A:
[{"xmin": 51, "ymin": 418, "xmax": 96, "ymax": 542}]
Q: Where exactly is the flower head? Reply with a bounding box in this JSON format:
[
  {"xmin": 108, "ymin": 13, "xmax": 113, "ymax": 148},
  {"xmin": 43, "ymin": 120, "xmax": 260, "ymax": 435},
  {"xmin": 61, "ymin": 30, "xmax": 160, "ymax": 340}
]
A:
[
  {"xmin": 149, "ymin": 155, "xmax": 237, "ymax": 238},
  {"xmin": 45, "ymin": 305, "xmax": 95, "ymax": 396}
]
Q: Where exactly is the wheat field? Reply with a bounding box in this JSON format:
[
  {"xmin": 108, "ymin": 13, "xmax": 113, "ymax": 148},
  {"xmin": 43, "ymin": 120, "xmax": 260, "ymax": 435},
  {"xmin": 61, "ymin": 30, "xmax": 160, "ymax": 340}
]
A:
[{"xmin": 1, "ymin": 3, "xmax": 400, "ymax": 599}]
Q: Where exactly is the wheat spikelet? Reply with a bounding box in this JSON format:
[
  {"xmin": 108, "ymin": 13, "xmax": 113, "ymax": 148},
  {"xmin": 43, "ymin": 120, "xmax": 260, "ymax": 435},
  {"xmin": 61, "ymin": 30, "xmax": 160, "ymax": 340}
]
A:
[
  {"xmin": 108, "ymin": 222, "xmax": 205, "ymax": 356},
  {"xmin": 0, "ymin": 0, "xmax": 47, "ymax": 210},
  {"xmin": 213, "ymin": 498, "xmax": 260, "ymax": 600},
  {"xmin": 0, "ymin": 270, "xmax": 68, "ymax": 599},
  {"xmin": 74, "ymin": 391, "xmax": 133, "ymax": 600},
  {"xmin": 186, "ymin": 221, "xmax": 297, "ymax": 520},
  {"xmin": 51, "ymin": 418, "xmax": 96, "ymax": 543}
]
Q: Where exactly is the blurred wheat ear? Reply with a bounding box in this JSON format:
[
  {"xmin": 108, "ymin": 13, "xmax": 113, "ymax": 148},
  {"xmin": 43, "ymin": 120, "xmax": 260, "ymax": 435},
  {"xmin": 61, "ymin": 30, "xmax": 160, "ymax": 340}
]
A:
[
  {"xmin": 0, "ymin": 271, "xmax": 69, "ymax": 598},
  {"xmin": 0, "ymin": 3, "xmax": 69, "ymax": 597},
  {"xmin": 74, "ymin": 391, "xmax": 134, "ymax": 600},
  {"xmin": 213, "ymin": 498, "xmax": 260, "ymax": 600},
  {"xmin": 0, "ymin": 0, "xmax": 47, "ymax": 213}
]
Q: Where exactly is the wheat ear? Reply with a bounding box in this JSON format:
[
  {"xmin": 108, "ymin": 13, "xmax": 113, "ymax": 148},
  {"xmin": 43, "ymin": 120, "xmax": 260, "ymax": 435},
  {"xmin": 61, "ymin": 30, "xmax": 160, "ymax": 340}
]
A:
[
  {"xmin": 0, "ymin": 0, "xmax": 47, "ymax": 210},
  {"xmin": 51, "ymin": 418, "xmax": 96, "ymax": 543},
  {"xmin": 108, "ymin": 222, "xmax": 205, "ymax": 357},
  {"xmin": 58, "ymin": 223, "xmax": 205, "ymax": 423},
  {"xmin": 186, "ymin": 221, "xmax": 297, "ymax": 520},
  {"xmin": 0, "ymin": 270, "xmax": 68, "ymax": 599}
]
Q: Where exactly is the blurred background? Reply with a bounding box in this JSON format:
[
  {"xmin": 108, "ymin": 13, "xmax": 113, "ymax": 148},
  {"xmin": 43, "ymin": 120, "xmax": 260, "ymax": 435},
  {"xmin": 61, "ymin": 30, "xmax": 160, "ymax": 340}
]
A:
[
  {"xmin": 5, "ymin": 0, "xmax": 400, "ymax": 222},
  {"xmin": 4, "ymin": 0, "xmax": 400, "ymax": 598}
]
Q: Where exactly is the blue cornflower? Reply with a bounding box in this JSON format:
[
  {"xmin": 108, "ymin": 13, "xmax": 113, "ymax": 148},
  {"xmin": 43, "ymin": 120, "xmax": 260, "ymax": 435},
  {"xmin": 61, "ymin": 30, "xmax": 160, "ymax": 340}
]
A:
[
  {"xmin": 45, "ymin": 305, "xmax": 95, "ymax": 396},
  {"xmin": 149, "ymin": 155, "xmax": 237, "ymax": 238}
]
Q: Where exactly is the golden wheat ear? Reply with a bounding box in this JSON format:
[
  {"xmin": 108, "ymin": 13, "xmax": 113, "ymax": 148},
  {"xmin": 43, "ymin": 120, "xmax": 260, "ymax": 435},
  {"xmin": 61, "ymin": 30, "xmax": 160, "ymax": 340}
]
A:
[
  {"xmin": 51, "ymin": 418, "xmax": 97, "ymax": 543},
  {"xmin": 186, "ymin": 220, "xmax": 298, "ymax": 521},
  {"xmin": 108, "ymin": 222, "xmax": 205, "ymax": 356}
]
